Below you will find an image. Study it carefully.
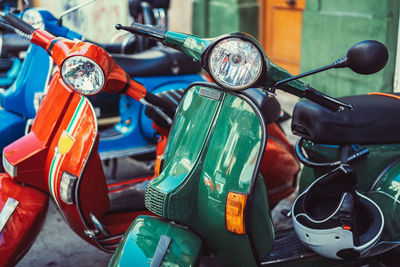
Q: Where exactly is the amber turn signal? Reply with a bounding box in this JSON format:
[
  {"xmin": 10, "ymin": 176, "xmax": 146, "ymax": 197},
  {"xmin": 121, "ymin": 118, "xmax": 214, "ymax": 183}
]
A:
[
  {"xmin": 226, "ymin": 191, "xmax": 247, "ymax": 234},
  {"xmin": 154, "ymin": 155, "xmax": 162, "ymax": 177}
]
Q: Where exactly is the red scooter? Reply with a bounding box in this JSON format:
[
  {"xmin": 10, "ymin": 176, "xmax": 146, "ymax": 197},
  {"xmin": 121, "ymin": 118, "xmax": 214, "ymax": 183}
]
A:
[
  {"xmin": 0, "ymin": 13, "xmax": 164, "ymax": 265},
  {"xmin": 0, "ymin": 14, "xmax": 298, "ymax": 266}
]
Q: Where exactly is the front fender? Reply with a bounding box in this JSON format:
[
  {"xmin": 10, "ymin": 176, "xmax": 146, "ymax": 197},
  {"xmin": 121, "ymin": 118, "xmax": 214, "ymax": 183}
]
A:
[
  {"xmin": 0, "ymin": 173, "xmax": 49, "ymax": 266},
  {"xmin": 110, "ymin": 216, "xmax": 202, "ymax": 267}
]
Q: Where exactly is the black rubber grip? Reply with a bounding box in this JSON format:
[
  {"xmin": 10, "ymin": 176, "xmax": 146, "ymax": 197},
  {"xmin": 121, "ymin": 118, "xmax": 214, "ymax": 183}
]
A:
[
  {"xmin": 304, "ymin": 87, "xmax": 353, "ymax": 112},
  {"xmin": 2, "ymin": 33, "xmax": 30, "ymax": 54},
  {"xmin": 115, "ymin": 22, "xmax": 166, "ymax": 42},
  {"xmin": 4, "ymin": 13, "xmax": 35, "ymax": 35},
  {"xmin": 0, "ymin": 21, "xmax": 16, "ymax": 33},
  {"xmin": 144, "ymin": 92, "xmax": 176, "ymax": 118}
]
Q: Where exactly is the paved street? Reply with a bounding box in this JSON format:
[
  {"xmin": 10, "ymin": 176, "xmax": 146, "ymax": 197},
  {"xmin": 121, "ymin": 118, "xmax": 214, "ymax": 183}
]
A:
[{"xmin": 17, "ymin": 92, "xmax": 299, "ymax": 266}]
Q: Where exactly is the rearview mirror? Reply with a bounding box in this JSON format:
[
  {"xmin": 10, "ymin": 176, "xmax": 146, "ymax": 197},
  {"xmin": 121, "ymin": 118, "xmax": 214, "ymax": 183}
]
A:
[{"xmin": 334, "ymin": 40, "xmax": 388, "ymax": 75}]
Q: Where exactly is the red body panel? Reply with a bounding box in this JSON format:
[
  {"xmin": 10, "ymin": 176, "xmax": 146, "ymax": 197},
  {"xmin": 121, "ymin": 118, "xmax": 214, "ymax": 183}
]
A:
[
  {"xmin": 0, "ymin": 28, "xmax": 155, "ymax": 258},
  {"xmin": 260, "ymin": 123, "xmax": 299, "ymax": 207},
  {"xmin": 0, "ymin": 174, "xmax": 48, "ymax": 267}
]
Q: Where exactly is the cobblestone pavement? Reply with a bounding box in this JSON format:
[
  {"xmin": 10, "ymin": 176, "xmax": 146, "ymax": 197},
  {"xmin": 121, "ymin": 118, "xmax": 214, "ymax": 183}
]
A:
[{"xmin": 17, "ymin": 92, "xmax": 300, "ymax": 266}]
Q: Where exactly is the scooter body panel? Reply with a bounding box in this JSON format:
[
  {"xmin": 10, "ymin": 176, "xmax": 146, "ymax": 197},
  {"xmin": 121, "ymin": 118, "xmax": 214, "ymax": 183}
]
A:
[
  {"xmin": 0, "ymin": 109, "xmax": 26, "ymax": 152},
  {"xmin": 35, "ymin": 76, "xmax": 110, "ymax": 246},
  {"xmin": 37, "ymin": 9, "xmax": 83, "ymax": 40},
  {"xmin": 299, "ymin": 141, "xmax": 400, "ymax": 193},
  {"xmin": 3, "ymin": 74, "xmax": 110, "ymax": 249},
  {"xmin": 367, "ymin": 160, "xmax": 400, "ymax": 242},
  {"xmin": 1, "ymin": 44, "xmax": 52, "ymax": 119},
  {"xmin": 0, "ymin": 173, "xmax": 48, "ymax": 267},
  {"xmin": 110, "ymin": 215, "xmax": 202, "ymax": 267},
  {"xmin": 0, "ymin": 57, "xmax": 21, "ymax": 88},
  {"xmin": 144, "ymin": 84, "xmax": 275, "ymax": 266}
]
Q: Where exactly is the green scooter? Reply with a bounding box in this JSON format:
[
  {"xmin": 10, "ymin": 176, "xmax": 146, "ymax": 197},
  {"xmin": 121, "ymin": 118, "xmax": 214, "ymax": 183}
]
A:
[{"xmin": 109, "ymin": 22, "xmax": 399, "ymax": 266}]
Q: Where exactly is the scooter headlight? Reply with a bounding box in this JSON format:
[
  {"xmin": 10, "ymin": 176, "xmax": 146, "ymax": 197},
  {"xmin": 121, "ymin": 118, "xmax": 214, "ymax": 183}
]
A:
[
  {"xmin": 61, "ymin": 56, "xmax": 105, "ymax": 95},
  {"xmin": 22, "ymin": 9, "xmax": 45, "ymax": 29},
  {"xmin": 208, "ymin": 37, "xmax": 263, "ymax": 90}
]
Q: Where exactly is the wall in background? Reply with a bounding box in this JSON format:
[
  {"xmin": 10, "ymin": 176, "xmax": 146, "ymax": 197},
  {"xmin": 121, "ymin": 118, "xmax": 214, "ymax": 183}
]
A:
[{"xmin": 34, "ymin": 0, "xmax": 193, "ymax": 42}]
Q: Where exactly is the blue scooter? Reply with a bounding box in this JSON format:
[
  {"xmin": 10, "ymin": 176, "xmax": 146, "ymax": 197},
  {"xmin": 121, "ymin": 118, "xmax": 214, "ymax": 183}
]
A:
[{"xmin": 0, "ymin": 6, "xmax": 205, "ymax": 169}]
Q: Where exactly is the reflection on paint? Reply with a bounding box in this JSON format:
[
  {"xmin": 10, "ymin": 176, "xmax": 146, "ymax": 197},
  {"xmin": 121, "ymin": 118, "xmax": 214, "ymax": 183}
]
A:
[{"xmin": 389, "ymin": 180, "xmax": 400, "ymax": 200}]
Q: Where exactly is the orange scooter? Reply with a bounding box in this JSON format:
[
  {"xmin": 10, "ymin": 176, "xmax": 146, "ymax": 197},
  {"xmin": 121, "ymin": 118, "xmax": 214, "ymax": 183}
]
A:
[{"xmin": 0, "ymin": 13, "xmax": 171, "ymax": 265}]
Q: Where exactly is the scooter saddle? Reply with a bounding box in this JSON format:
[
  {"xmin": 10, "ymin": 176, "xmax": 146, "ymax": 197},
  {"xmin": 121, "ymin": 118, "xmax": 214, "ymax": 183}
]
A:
[
  {"xmin": 112, "ymin": 47, "xmax": 201, "ymax": 77},
  {"xmin": 292, "ymin": 93, "xmax": 400, "ymax": 144},
  {"xmin": 146, "ymin": 87, "xmax": 282, "ymax": 130},
  {"xmin": 241, "ymin": 88, "xmax": 281, "ymax": 124}
]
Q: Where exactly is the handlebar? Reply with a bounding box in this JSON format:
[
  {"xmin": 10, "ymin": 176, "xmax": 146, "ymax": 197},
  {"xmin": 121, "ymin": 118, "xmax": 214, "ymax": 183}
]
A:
[
  {"xmin": 115, "ymin": 22, "xmax": 166, "ymax": 42},
  {"xmin": 3, "ymin": 13, "xmax": 35, "ymax": 36},
  {"xmin": 2, "ymin": 33, "xmax": 30, "ymax": 54},
  {"xmin": 302, "ymin": 86, "xmax": 354, "ymax": 112}
]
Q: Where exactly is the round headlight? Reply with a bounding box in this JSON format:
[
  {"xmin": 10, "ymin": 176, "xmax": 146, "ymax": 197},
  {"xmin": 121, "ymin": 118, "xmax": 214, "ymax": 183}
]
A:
[
  {"xmin": 61, "ymin": 56, "xmax": 105, "ymax": 95},
  {"xmin": 208, "ymin": 37, "xmax": 263, "ymax": 90},
  {"xmin": 22, "ymin": 9, "xmax": 44, "ymax": 29}
]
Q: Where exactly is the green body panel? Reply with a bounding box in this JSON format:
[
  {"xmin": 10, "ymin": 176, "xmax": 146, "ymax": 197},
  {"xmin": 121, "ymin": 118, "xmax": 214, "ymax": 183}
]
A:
[
  {"xmin": 301, "ymin": 0, "xmax": 400, "ymax": 97},
  {"xmin": 368, "ymin": 161, "xmax": 400, "ymax": 242},
  {"xmin": 299, "ymin": 141, "xmax": 400, "ymax": 194},
  {"xmin": 146, "ymin": 85, "xmax": 275, "ymax": 266},
  {"xmin": 146, "ymin": 86, "xmax": 221, "ymax": 218},
  {"xmin": 164, "ymin": 31, "xmax": 211, "ymax": 61},
  {"xmin": 195, "ymin": 92, "xmax": 273, "ymax": 265},
  {"xmin": 109, "ymin": 216, "xmax": 201, "ymax": 267},
  {"xmin": 192, "ymin": 0, "xmax": 259, "ymax": 38}
]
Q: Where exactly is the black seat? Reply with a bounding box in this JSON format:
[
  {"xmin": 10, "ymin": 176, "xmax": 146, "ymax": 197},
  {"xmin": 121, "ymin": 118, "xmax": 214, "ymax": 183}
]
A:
[
  {"xmin": 146, "ymin": 86, "xmax": 281, "ymax": 130},
  {"xmin": 112, "ymin": 47, "xmax": 201, "ymax": 77},
  {"xmin": 0, "ymin": 58, "xmax": 14, "ymax": 72},
  {"xmin": 292, "ymin": 93, "xmax": 400, "ymax": 144},
  {"xmin": 242, "ymin": 88, "xmax": 281, "ymax": 124}
]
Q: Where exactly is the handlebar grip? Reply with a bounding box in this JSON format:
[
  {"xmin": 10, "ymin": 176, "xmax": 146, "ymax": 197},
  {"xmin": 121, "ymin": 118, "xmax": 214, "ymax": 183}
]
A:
[
  {"xmin": 115, "ymin": 22, "xmax": 166, "ymax": 42},
  {"xmin": 4, "ymin": 13, "xmax": 35, "ymax": 35},
  {"xmin": 304, "ymin": 87, "xmax": 354, "ymax": 112},
  {"xmin": 0, "ymin": 21, "xmax": 16, "ymax": 33},
  {"xmin": 2, "ymin": 33, "xmax": 30, "ymax": 53}
]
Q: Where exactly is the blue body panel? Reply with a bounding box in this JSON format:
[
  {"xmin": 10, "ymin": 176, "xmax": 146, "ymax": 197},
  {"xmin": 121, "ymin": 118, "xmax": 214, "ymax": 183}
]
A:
[
  {"xmin": 38, "ymin": 10, "xmax": 83, "ymax": 40},
  {"xmin": 0, "ymin": 44, "xmax": 51, "ymax": 119},
  {"xmin": 0, "ymin": 109, "xmax": 26, "ymax": 150},
  {"xmin": 0, "ymin": 8, "xmax": 205, "ymax": 163},
  {"xmin": 98, "ymin": 74, "xmax": 204, "ymax": 158},
  {"xmin": 0, "ymin": 58, "xmax": 21, "ymax": 87}
]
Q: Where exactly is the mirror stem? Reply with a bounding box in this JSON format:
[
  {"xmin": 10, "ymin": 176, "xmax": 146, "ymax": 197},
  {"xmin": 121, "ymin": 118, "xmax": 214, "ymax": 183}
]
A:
[{"xmin": 271, "ymin": 64, "xmax": 334, "ymax": 93}]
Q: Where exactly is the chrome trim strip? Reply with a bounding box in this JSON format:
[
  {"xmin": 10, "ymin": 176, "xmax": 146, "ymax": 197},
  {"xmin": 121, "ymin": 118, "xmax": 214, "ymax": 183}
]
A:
[
  {"xmin": 198, "ymin": 87, "xmax": 221, "ymax": 100},
  {"xmin": 98, "ymin": 234, "xmax": 124, "ymax": 242},
  {"xmin": 261, "ymin": 252, "xmax": 316, "ymax": 265},
  {"xmin": 99, "ymin": 145, "xmax": 156, "ymax": 160},
  {"xmin": 0, "ymin": 198, "xmax": 19, "ymax": 232},
  {"xmin": 151, "ymin": 235, "xmax": 172, "ymax": 267}
]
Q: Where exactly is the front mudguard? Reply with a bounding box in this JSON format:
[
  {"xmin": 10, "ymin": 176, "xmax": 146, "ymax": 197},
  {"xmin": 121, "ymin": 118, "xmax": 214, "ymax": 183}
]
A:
[
  {"xmin": 110, "ymin": 216, "xmax": 202, "ymax": 267},
  {"xmin": 0, "ymin": 173, "xmax": 49, "ymax": 267}
]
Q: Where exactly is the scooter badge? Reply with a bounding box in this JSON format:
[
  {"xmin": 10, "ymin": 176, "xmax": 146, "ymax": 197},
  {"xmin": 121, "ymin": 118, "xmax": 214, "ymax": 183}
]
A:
[{"xmin": 58, "ymin": 131, "xmax": 75, "ymax": 154}]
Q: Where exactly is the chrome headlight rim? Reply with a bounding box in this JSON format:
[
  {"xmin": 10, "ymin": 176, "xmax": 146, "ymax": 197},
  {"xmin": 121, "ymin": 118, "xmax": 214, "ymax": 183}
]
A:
[
  {"xmin": 202, "ymin": 33, "xmax": 266, "ymax": 91},
  {"xmin": 61, "ymin": 56, "xmax": 105, "ymax": 96},
  {"xmin": 22, "ymin": 8, "xmax": 45, "ymax": 30}
]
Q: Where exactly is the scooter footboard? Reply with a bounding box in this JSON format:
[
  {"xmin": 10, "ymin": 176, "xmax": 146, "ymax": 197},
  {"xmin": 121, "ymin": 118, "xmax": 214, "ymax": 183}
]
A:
[
  {"xmin": 110, "ymin": 215, "xmax": 202, "ymax": 267},
  {"xmin": 0, "ymin": 173, "xmax": 49, "ymax": 267}
]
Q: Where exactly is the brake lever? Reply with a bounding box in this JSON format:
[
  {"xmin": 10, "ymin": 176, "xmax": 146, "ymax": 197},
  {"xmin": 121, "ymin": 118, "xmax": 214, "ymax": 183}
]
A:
[
  {"xmin": 303, "ymin": 86, "xmax": 354, "ymax": 112},
  {"xmin": 115, "ymin": 23, "xmax": 166, "ymax": 42}
]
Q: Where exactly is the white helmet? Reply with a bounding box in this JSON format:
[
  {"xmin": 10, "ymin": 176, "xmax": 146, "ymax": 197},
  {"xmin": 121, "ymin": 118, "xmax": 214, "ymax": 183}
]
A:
[{"xmin": 292, "ymin": 165, "xmax": 384, "ymax": 260}]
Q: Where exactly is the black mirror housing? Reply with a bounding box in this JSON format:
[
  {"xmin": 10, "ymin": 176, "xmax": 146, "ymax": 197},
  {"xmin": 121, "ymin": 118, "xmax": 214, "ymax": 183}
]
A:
[{"xmin": 334, "ymin": 40, "xmax": 388, "ymax": 75}]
